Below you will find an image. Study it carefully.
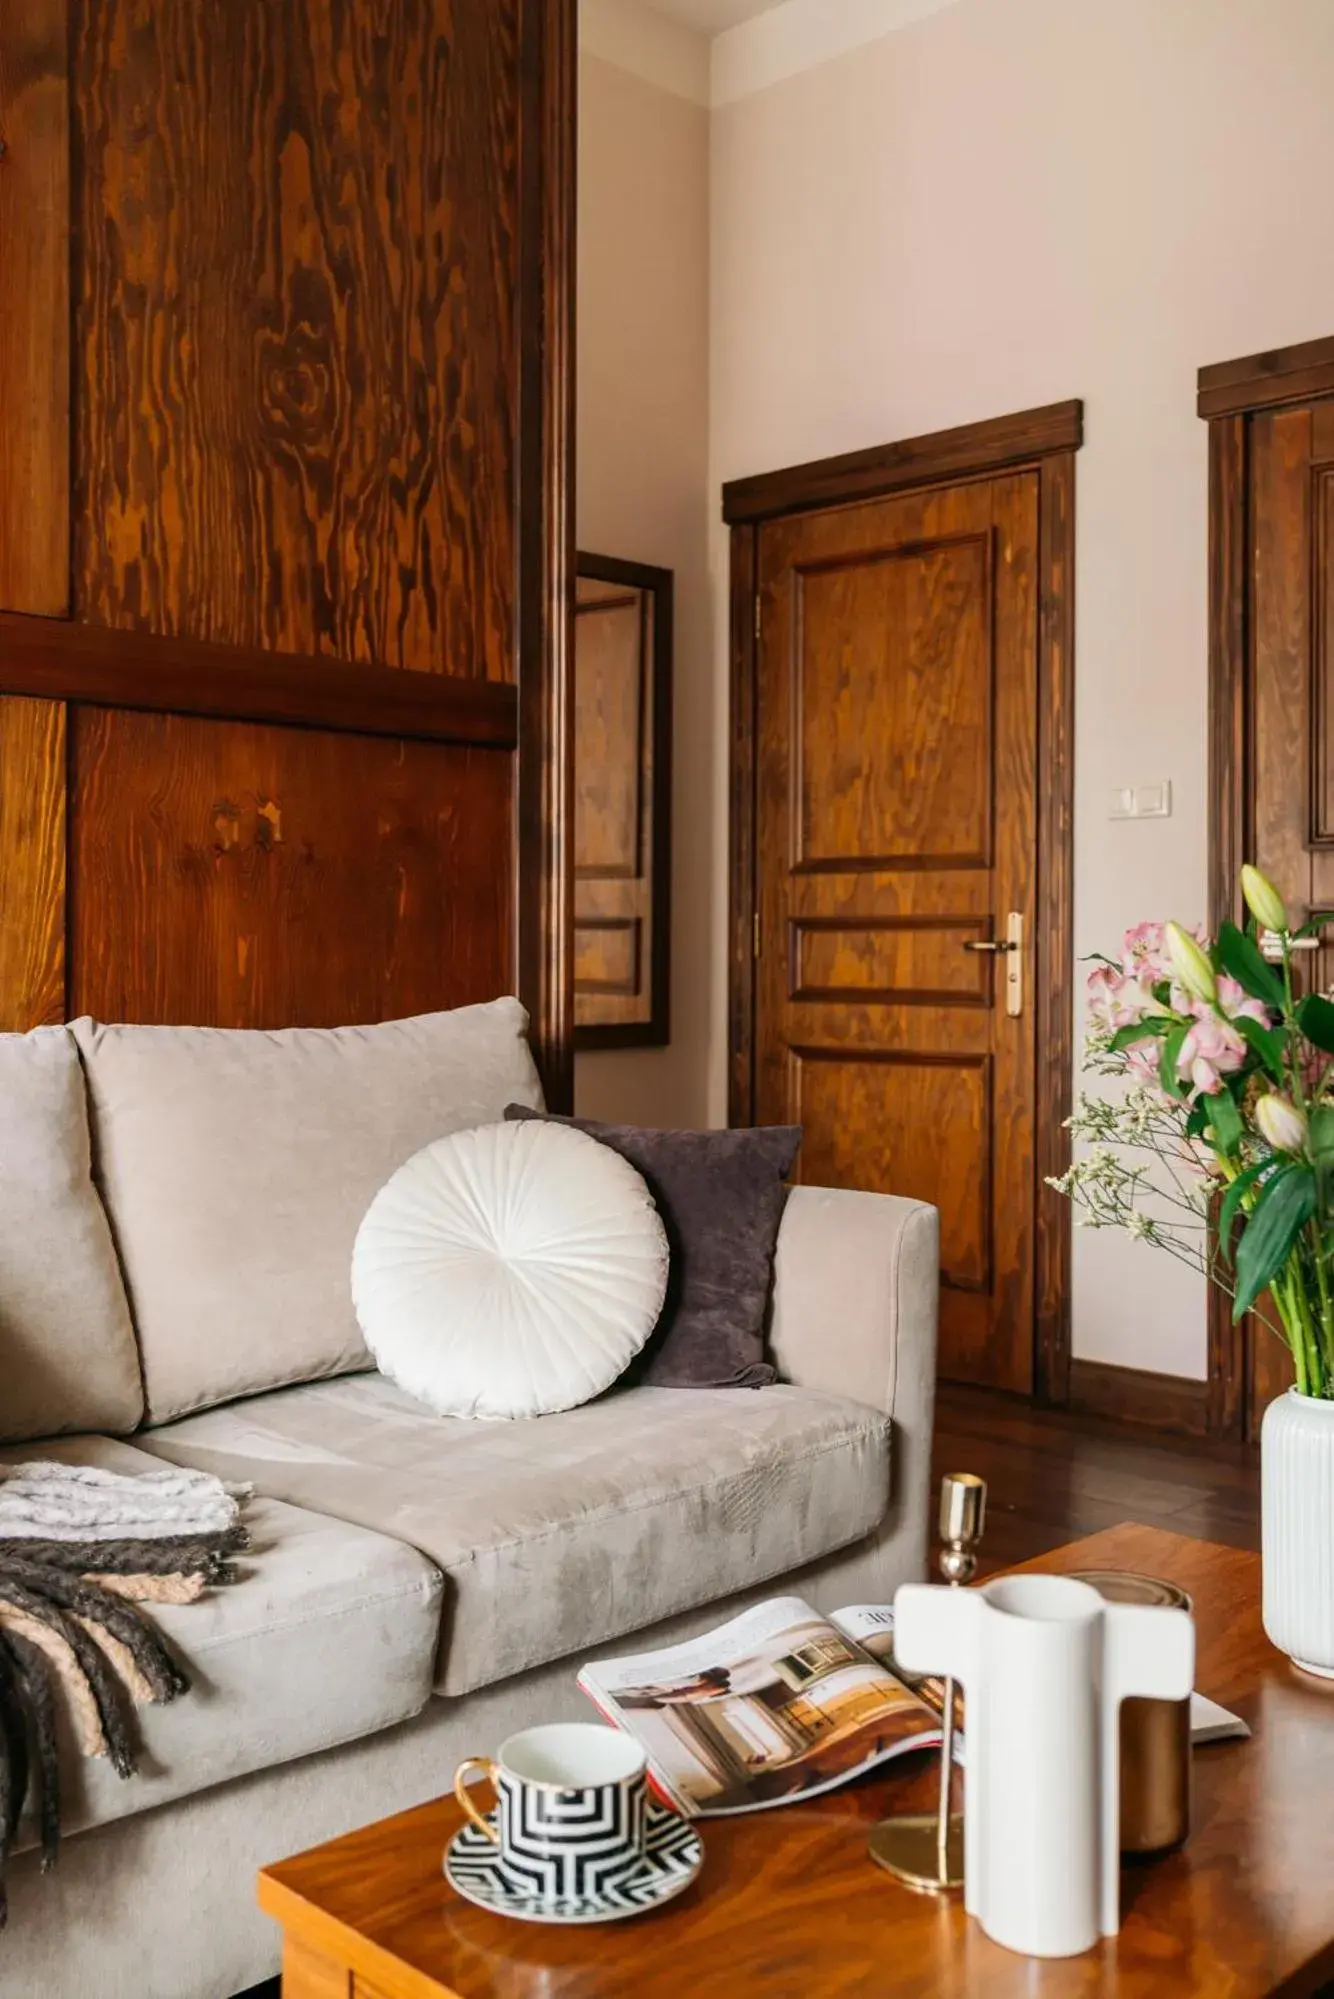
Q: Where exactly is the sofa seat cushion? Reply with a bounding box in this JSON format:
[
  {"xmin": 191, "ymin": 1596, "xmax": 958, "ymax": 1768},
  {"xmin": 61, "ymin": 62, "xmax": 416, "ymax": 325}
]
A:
[
  {"xmin": 0, "ymin": 1434, "xmax": 443, "ymax": 1843},
  {"xmin": 137, "ymin": 1373, "xmax": 891, "ymax": 1697}
]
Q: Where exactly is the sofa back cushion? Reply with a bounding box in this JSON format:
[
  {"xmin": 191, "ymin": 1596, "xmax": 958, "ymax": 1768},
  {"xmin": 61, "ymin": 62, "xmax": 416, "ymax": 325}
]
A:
[
  {"xmin": 71, "ymin": 999, "xmax": 544, "ymax": 1424},
  {"xmin": 0, "ymin": 1027, "xmax": 143, "ymax": 1440}
]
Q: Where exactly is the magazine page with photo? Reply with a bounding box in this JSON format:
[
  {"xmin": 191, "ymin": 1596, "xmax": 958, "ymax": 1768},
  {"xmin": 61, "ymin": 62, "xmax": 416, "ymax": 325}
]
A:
[{"xmin": 578, "ymin": 1596, "xmax": 942, "ymax": 1817}]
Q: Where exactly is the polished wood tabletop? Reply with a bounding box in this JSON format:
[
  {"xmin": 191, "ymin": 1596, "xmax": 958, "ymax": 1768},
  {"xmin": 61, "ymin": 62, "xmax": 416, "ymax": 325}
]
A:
[{"xmin": 259, "ymin": 1525, "xmax": 1334, "ymax": 1997}]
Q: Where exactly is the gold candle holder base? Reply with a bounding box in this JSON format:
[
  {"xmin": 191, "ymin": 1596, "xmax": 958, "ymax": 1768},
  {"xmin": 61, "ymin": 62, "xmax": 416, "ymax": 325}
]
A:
[
  {"xmin": 867, "ymin": 1812, "xmax": 964, "ymax": 1892},
  {"xmin": 868, "ymin": 1472, "xmax": 985, "ymax": 1897}
]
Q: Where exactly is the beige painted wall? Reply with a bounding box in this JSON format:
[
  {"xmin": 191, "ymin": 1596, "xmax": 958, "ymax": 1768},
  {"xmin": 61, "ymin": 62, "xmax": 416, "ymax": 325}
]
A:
[
  {"xmin": 708, "ymin": 0, "xmax": 1334, "ymax": 1377},
  {"xmin": 574, "ymin": 50, "xmax": 713, "ymax": 1126}
]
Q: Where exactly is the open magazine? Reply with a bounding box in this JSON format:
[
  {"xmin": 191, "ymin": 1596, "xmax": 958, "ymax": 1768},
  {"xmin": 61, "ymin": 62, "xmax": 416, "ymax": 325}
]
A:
[
  {"xmin": 578, "ymin": 1595, "xmax": 941, "ymax": 1817},
  {"xmin": 578, "ymin": 1594, "xmax": 1251, "ymax": 1819}
]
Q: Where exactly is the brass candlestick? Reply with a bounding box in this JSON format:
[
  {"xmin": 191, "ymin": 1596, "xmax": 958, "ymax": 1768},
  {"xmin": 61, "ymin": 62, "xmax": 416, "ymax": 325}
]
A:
[{"xmin": 868, "ymin": 1471, "xmax": 986, "ymax": 1894}]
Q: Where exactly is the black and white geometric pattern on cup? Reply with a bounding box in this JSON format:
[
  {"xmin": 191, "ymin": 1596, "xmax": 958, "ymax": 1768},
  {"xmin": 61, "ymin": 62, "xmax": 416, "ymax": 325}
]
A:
[
  {"xmin": 496, "ymin": 1767, "xmax": 649, "ymax": 1900},
  {"xmin": 447, "ymin": 1798, "xmax": 703, "ymax": 1923}
]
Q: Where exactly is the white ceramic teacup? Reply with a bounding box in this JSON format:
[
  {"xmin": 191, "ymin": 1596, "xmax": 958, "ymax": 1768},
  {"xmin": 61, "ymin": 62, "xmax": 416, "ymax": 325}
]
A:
[{"xmin": 454, "ymin": 1723, "xmax": 650, "ymax": 1898}]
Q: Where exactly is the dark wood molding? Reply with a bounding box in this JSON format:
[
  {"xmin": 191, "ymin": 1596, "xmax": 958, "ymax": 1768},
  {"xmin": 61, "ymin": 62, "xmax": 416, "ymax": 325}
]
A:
[
  {"xmin": 726, "ymin": 424, "xmax": 1079, "ymax": 1405},
  {"xmin": 573, "ymin": 551, "xmax": 673, "ymax": 1053},
  {"xmin": 721, "ymin": 400, "xmax": 1084, "ymax": 527},
  {"xmin": 1205, "ymin": 411, "xmax": 1251, "ymax": 1439},
  {"xmin": 1033, "ymin": 452, "xmax": 1076, "ymax": 1407},
  {"xmin": 1198, "ymin": 333, "xmax": 1334, "ymax": 420},
  {"xmin": 0, "ymin": 613, "xmax": 517, "ymax": 747},
  {"xmin": 1067, "ymin": 1358, "xmax": 1212, "ymax": 1439},
  {"xmin": 515, "ymin": 0, "xmax": 577, "ymax": 1110},
  {"xmin": 727, "ymin": 521, "xmax": 759, "ymax": 1127}
]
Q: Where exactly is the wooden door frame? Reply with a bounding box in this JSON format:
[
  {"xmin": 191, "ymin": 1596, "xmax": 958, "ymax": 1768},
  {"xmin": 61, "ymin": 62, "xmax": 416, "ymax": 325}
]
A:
[
  {"xmin": 1198, "ymin": 333, "xmax": 1334, "ymax": 1438},
  {"xmin": 722, "ymin": 400, "xmax": 1082, "ymax": 1404}
]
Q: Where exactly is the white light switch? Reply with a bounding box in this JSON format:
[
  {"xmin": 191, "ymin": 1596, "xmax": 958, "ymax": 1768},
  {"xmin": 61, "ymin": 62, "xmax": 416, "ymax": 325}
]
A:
[
  {"xmin": 1108, "ymin": 781, "xmax": 1172, "ymax": 821},
  {"xmin": 1135, "ymin": 779, "xmax": 1172, "ymax": 819}
]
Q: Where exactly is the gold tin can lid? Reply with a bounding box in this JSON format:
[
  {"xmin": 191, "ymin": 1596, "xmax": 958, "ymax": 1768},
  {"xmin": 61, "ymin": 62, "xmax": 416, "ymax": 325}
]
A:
[{"xmin": 1067, "ymin": 1569, "xmax": 1192, "ymax": 1614}]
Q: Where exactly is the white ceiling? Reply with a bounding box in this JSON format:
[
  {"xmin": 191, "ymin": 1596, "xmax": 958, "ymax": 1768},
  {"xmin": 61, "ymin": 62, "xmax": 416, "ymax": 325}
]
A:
[{"xmin": 636, "ymin": 0, "xmax": 790, "ymax": 33}]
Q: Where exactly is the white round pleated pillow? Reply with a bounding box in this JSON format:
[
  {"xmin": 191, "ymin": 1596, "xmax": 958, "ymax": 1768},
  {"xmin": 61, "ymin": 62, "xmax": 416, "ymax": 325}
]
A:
[{"xmin": 351, "ymin": 1119, "xmax": 669, "ymax": 1420}]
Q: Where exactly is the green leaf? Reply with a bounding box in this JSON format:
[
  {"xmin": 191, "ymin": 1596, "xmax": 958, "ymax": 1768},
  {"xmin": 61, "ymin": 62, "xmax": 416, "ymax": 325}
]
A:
[
  {"xmin": 1107, "ymin": 1015, "xmax": 1175, "ymax": 1052},
  {"xmin": 1185, "ymin": 1099, "xmax": 1210, "ymax": 1139},
  {"xmin": 1298, "ymin": 992, "xmax": 1334, "ymax": 1056},
  {"xmin": 1216, "ymin": 919, "xmax": 1286, "ymax": 1011},
  {"xmin": 1309, "ymin": 1104, "xmax": 1334, "ymax": 1164},
  {"xmin": 1232, "ymin": 1014, "xmax": 1287, "ymax": 1080},
  {"xmin": 1159, "ymin": 1021, "xmax": 1190, "ymax": 1099},
  {"xmin": 1233, "ymin": 1164, "xmax": 1317, "ymax": 1319},
  {"xmin": 1217, "ymin": 1158, "xmax": 1275, "ymax": 1263},
  {"xmin": 1292, "ymin": 912, "xmax": 1332, "ymax": 942},
  {"xmin": 1205, "ymin": 1088, "xmax": 1244, "ymax": 1154}
]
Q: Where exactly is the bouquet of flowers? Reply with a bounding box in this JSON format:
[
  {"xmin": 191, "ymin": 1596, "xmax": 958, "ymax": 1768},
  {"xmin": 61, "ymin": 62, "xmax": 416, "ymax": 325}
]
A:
[{"xmin": 1051, "ymin": 866, "xmax": 1334, "ymax": 1396}]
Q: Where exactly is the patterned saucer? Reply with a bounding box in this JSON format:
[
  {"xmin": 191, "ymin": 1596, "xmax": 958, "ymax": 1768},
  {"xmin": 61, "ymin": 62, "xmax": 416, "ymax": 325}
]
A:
[{"xmin": 444, "ymin": 1799, "xmax": 704, "ymax": 1926}]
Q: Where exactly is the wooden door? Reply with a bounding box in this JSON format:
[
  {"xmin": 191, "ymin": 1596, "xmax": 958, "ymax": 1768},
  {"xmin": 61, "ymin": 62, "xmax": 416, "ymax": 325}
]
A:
[
  {"xmin": 753, "ymin": 473, "xmax": 1040, "ymax": 1392},
  {"xmin": 1203, "ymin": 344, "xmax": 1334, "ymax": 1432}
]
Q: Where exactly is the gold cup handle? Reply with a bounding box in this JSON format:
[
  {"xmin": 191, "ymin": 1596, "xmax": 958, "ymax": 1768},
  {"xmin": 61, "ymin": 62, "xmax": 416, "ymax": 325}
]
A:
[{"xmin": 453, "ymin": 1756, "xmax": 501, "ymax": 1844}]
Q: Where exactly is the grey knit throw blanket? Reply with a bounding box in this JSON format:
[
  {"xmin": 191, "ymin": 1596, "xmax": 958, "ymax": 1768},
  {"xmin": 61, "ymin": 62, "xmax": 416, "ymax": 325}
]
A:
[{"xmin": 0, "ymin": 1461, "xmax": 251, "ymax": 1927}]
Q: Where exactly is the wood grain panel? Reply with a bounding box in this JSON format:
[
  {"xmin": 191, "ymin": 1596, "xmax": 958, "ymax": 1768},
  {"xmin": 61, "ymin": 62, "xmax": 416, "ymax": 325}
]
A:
[
  {"xmin": 0, "ymin": 0, "xmax": 69, "ymax": 615},
  {"xmin": 68, "ymin": 708, "xmax": 511, "ymax": 1027},
  {"xmin": 793, "ymin": 534, "xmax": 992, "ymax": 871},
  {"xmin": 791, "ymin": 1047, "xmax": 992, "ymax": 1292},
  {"xmin": 0, "ymin": 696, "xmax": 65, "ymax": 1029},
  {"xmin": 70, "ymin": 0, "xmax": 518, "ymax": 677},
  {"xmin": 790, "ymin": 915, "xmax": 990, "ymax": 1005}
]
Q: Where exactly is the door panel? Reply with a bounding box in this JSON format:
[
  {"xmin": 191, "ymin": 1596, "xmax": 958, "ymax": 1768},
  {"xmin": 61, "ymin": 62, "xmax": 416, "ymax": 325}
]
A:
[
  {"xmin": 755, "ymin": 475, "xmax": 1039, "ymax": 1391},
  {"xmin": 1244, "ymin": 403, "xmax": 1334, "ymax": 1422}
]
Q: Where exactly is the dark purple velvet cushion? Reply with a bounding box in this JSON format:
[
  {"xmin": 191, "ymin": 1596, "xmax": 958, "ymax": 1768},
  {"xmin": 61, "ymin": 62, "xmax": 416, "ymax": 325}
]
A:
[{"xmin": 504, "ymin": 1107, "xmax": 801, "ymax": 1388}]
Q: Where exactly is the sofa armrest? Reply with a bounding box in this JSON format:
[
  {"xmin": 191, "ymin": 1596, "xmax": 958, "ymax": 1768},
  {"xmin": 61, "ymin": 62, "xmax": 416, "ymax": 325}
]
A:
[
  {"xmin": 769, "ymin": 1184, "xmax": 938, "ymax": 1418},
  {"xmin": 769, "ymin": 1185, "xmax": 939, "ymax": 1585}
]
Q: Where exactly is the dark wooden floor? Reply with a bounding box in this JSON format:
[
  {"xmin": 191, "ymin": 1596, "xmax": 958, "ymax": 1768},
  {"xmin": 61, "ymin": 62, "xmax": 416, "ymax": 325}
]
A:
[
  {"xmin": 932, "ymin": 1382, "xmax": 1260, "ymax": 1575},
  {"xmin": 235, "ymin": 1389, "xmax": 1260, "ymax": 1998}
]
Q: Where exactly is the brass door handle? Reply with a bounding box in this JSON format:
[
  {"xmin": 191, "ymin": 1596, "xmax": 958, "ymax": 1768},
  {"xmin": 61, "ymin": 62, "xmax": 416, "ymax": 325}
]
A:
[{"xmin": 965, "ymin": 916, "xmax": 1024, "ymax": 1015}]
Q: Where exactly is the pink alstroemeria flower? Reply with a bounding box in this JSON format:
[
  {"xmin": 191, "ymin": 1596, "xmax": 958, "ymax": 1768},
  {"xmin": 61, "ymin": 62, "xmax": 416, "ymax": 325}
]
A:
[
  {"xmin": 1125, "ymin": 1041, "xmax": 1164, "ymax": 1090},
  {"xmin": 1121, "ymin": 921, "xmax": 1171, "ymax": 981},
  {"xmin": 1087, "ymin": 964, "xmax": 1157, "ymax": 1031},
  {"xmin": 1213, "ymin": 972, "xmax": 1272, "ymax": 1029},
  {"xmin": 1177, "ymin": 1012, "xmax": 1246, "ymax": 1097}
]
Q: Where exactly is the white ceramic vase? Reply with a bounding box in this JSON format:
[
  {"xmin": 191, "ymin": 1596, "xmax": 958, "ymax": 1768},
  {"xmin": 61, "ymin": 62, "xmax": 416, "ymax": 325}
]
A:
[
  {"xmin": 1261, "ymin": 1386, "xmax": 1334, "ymax": 1676},
  {"xmin": 894, "ymin": 1573, "xmax": 1193, "ymax": 1960}
]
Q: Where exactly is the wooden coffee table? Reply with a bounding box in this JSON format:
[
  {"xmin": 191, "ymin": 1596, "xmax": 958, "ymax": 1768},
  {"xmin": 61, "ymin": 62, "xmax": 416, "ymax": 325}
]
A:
[{"xmin": 259, "ymin": 1524, "xmax": 1334, "ymax": 1997}]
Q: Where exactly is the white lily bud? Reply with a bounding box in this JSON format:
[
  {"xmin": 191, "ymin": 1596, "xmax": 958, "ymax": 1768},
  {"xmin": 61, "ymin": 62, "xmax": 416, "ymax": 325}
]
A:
[
  {"xmin": 1240, "ymin": 865, "xmax": 1289, "ymax": 936},
  {"xmin": 1255, "ymin": 1093, "xmax": 1308, "ymax": 1155},
  {"xmin": 1166, "ymin": 922, "xmax": 1217, "ymax": 1005}
]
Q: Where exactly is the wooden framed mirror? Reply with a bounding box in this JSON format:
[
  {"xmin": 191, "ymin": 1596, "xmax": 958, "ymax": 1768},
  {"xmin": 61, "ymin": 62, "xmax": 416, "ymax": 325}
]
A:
[{"xmin": 573, "ymin": 553, "xmax": 673, "ymax": 1048}]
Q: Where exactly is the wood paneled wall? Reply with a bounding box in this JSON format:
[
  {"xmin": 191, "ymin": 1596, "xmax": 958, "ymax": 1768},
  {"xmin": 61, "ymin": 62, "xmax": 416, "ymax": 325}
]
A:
[{"xmin": 0, "ymin": 0, "xmax": 573, "ymax": 1094}]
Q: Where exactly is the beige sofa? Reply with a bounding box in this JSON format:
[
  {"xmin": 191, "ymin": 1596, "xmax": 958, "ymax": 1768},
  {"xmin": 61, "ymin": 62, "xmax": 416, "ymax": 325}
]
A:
[{"xmin": 0, "ymin": 1002, "xmax": 939, "ymax": 1999}]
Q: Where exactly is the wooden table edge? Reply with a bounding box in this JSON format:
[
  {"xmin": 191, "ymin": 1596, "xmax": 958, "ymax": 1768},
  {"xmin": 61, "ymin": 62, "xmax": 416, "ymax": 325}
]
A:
[{"xmin": 258, "ymin": 1866, "xmax": 456, "ymax": 1999}]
